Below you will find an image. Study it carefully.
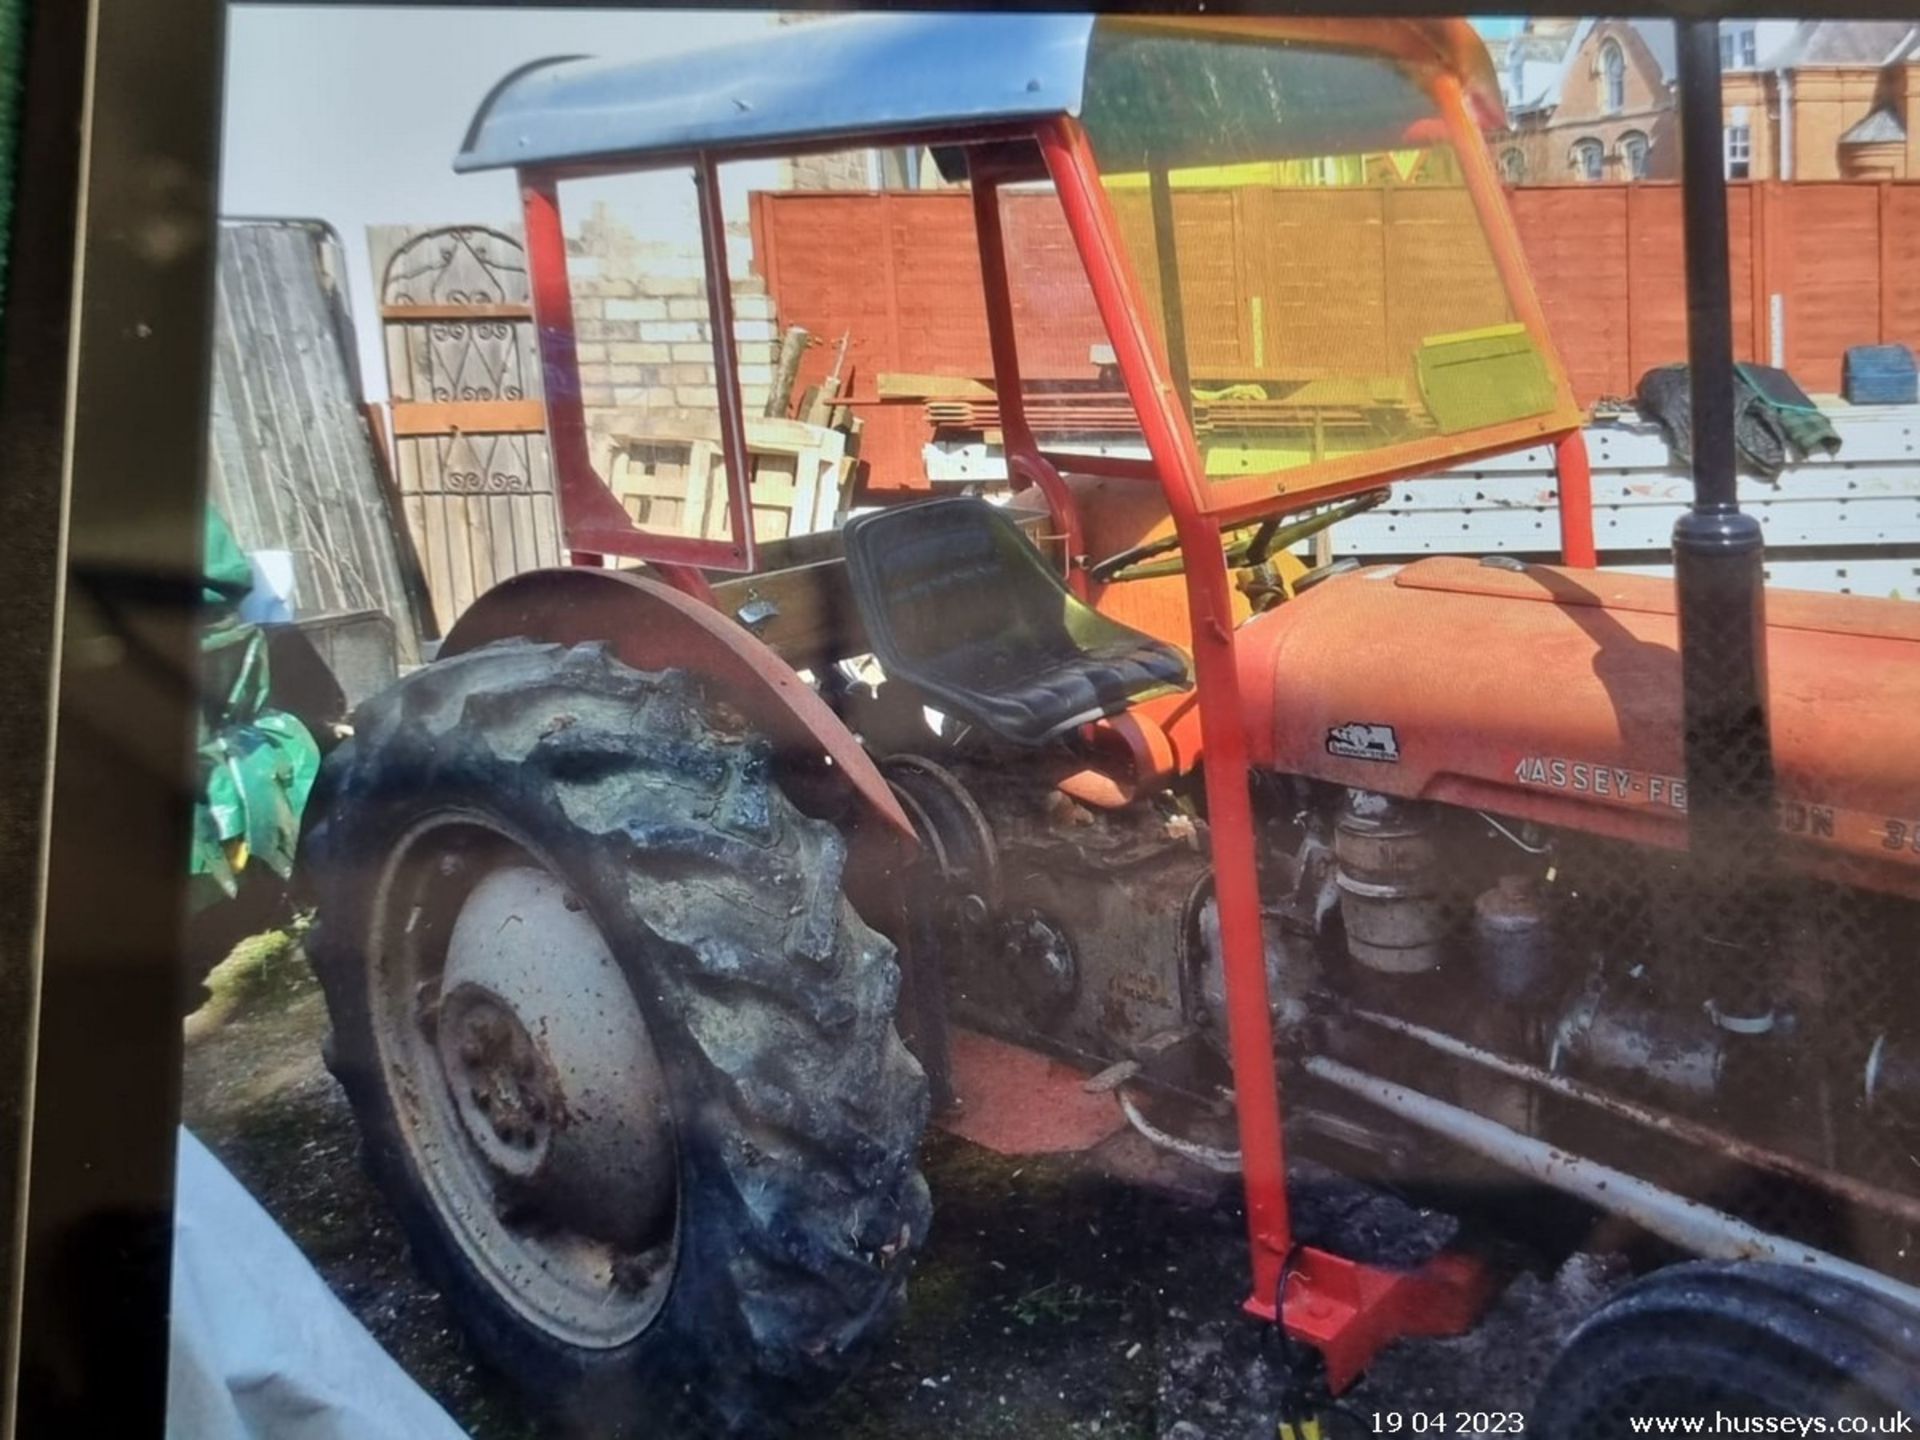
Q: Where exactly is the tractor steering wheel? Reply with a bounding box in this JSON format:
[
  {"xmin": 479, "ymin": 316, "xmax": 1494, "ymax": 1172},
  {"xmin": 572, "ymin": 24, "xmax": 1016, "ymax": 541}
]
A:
[{"xmin": 1088, "ymin": 488, "xmax": 1390, "ymax": 585}]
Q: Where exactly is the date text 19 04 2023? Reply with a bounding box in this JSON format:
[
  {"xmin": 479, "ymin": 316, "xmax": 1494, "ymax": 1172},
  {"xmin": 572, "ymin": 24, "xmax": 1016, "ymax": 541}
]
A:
[{"xmin": 1370, "ymin": 1413, "xmax": 1525, "ymax": 1434}]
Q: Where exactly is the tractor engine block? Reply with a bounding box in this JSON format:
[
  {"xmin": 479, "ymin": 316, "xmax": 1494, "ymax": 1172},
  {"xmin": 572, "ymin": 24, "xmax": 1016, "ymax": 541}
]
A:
[
  {"xmin": 1204, "ymin": 783, "xmax": 1920, "ymax": 1275},
  {"xmin": 888, "ymin": 753, "xmax": 1210, "ymax": 1067}
]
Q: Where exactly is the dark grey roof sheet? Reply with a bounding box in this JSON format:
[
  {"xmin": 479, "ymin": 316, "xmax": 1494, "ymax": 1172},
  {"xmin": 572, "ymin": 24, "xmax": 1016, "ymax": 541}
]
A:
[
  {"xmin": 455, "ymin": 13, "xmax": 1098, "ymax": 174},
  {"xmin": 1772, "ymin": 20, "xmax": 1918, "ymax": 69}
]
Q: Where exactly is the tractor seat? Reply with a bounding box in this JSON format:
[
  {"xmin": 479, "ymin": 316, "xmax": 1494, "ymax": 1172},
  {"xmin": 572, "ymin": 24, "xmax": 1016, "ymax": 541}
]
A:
[{"xmin": 843, "ymin": 497, "xmax": 1191, "ymax": 747}]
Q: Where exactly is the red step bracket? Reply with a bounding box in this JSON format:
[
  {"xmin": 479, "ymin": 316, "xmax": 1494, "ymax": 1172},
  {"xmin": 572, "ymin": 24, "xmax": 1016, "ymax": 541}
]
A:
[{"xmin": 1246, "ymin": 1247, "xmax": 1497, "ymax": 1394}]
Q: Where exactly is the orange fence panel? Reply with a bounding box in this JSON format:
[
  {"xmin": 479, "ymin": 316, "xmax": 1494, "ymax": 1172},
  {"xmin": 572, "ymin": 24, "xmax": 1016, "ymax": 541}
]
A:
[{"xmin": 752, "ymin": 181, "xmax": 1920, "ymax": 491}]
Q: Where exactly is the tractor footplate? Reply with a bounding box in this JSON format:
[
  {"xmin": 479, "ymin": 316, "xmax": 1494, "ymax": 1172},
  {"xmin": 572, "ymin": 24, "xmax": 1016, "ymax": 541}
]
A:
[{"xmin": 937, "ymin": 1028, "xmax": 1128, "ymax": 1156}]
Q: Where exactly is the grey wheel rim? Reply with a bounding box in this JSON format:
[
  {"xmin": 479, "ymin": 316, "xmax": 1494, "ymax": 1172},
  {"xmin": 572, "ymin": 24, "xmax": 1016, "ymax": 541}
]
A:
[{"xmin": 367, "ymin": 815, "xmax": 679, "ymax": 1349}]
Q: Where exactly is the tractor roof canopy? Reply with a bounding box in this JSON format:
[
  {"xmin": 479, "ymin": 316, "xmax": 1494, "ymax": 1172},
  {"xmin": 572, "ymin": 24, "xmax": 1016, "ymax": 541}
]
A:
[
  {"xmin": 455, "ymin": 14, "xmax": 1503, "ymax": 176},
  {"xmin": 464, "ymin": 15, "xmax": 1576, "ymax": 547}
]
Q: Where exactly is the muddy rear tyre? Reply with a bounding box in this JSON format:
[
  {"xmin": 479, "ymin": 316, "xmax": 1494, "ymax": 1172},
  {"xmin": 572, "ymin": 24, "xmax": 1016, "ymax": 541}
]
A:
[
  {"xmin": 1536, "ymin": 1261, "xmax": 1920, "ymax": 1439},
  {"xmin": 304, "ymin": 640, "xmax": 930, "ymax": 1437}
]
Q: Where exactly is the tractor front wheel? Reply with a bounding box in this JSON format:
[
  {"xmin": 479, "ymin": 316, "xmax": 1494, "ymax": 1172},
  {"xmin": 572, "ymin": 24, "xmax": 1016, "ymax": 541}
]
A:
[
  {"xmin": 1535, "ymin": 1261, "xmax": 1920, "ymax": 1438},
  {"xmin": 303, "ymin": 640, "xmax": 930, "ymax": 1437}
]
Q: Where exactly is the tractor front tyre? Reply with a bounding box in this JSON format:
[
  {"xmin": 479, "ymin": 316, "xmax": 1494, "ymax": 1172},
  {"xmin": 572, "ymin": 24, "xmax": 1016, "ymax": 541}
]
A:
[
  {"xmin": 1535, "ymin": 1261, "xmax": 1920, "ymax": 1439},
  {"xmin": 302, "ymin": 639, "xmax": 931, "ymax": 1438}
]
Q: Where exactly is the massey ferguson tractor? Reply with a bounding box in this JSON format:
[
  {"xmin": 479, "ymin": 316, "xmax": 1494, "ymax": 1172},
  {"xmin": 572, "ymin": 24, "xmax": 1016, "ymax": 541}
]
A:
[{"xmin": 302, "ymin": 14, "xmax": 1920, "ymax": 1437}]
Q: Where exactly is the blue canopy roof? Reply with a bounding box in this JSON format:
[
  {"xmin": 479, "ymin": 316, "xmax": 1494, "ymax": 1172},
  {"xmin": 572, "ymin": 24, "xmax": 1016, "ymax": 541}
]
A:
[{"xmin": 455, "ymin": 13, "xmax": 1099, "ymax": 174}]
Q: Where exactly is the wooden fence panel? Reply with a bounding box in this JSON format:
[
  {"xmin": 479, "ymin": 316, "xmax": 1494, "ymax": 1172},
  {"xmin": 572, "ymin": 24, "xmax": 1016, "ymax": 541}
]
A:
[
  {"xmin": 1884, "ymin": 186, "xmax": 1920, "ymax": 350},
  {"xmin": 999, "ymin": 192, "xmax": 1105, "ymax": 379},
  {"xmin": 207, "ymin": 220, "xmax": 424, "ymax": 662},
  {"xmin": 1510, "ymin": 187, "xmax": 1630, "ymax": 404},
  {"xmin": 1775, "ymin": 184, "xmax": 1884, "ymax": 384},
  {"xmin": 754, "ymin": 181, "xmax": 1920, "ymax": 487},
  {"xmin": 1251, "ymin": 188, "xmax": 1388, "ymax": 380}
]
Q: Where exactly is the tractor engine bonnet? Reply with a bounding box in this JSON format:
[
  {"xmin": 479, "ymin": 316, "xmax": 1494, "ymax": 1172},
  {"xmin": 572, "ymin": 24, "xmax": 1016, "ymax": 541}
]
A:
[{"xmin": 1238, "ymin": 557, "xmax": 1920, "ymax": 900}]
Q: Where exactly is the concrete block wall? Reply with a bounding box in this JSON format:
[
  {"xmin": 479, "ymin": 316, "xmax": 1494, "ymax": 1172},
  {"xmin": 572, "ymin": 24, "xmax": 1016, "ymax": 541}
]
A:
[{"xmin": 566, "ymin": 203, "xmax": 783, "ymax": 475}]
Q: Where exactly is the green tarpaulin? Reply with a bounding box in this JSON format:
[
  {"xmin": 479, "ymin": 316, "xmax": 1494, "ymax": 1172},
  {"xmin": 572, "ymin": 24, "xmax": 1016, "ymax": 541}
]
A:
[{"xmin": 189, "ymin": 509, "xmax": 320, "ymax": 912}]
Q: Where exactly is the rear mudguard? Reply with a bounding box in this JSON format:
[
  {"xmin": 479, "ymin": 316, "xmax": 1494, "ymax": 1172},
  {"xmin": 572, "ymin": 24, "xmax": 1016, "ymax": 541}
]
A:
[{"xmin": 443, "ymin": 567, "xmax": 916, "ymax": 883}]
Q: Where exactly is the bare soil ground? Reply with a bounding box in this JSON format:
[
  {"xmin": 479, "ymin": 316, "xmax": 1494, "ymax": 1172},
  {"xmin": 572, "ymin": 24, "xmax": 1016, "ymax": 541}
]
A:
[{"xmin": 181, "ymin": 944, "xmax": 1625, "ymax": 1440}]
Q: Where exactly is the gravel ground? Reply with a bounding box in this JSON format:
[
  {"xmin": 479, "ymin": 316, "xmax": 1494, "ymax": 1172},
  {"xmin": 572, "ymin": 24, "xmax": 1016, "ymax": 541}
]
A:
[{"xmin": 181, "ymin": 946, "xmax": 1626, "ymax": 1440}]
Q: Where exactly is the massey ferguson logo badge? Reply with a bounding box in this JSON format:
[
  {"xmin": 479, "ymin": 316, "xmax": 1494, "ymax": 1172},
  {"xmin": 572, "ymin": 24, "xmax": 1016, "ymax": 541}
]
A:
[{"xmin": 1327, "ymin": 723, "xmax": 1400, "ymax": 763}]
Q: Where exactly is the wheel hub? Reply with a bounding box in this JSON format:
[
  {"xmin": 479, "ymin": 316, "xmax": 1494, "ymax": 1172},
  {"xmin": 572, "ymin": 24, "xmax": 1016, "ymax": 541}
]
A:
[
  {"xmin": 435, "ymin": 864, "xmax": 677, "ymax": 1253},
  {"xmin": 439, "ymin": 984, "xmax": 559, "ymax": 1174}
]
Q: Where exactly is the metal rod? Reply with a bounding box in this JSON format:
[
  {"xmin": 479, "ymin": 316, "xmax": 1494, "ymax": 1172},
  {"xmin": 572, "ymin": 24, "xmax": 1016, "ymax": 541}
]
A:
[
  {"xmin": 1678, "ymin": 20, "xmax": 1739, "ymax": 516},
  {"xmin": 1304, "ymin": 1054, "xmax": 1920, "ymax": 1316},
  {"xmin": 696, "ymin": 152, "xmax": 756, "ymax": 571},
  {"xmin": 1347, "ymin": 1006, "xmax": 1920, "ymax": 1231},
  {"xmin": 1553, "ymin": 431, "xmax": 1597, "ymax": 568},
  {"xmin": 1147, "ymin": 167, "xmax": 1194, "ymax": 425},
  {"xmin": 1672, "ymin": 19, "xmax": 1779, "ymax": 1026},
  {"xmin": 970, "ymin": 172, "xmax": 1037, "ymax": 459}
]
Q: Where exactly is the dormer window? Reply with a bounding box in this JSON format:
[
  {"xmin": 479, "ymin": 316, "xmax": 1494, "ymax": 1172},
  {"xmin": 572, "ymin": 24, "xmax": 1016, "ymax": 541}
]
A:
[{"xmin": 1720, "ymin": 24, "xmax": 1758, "ymax": 70}]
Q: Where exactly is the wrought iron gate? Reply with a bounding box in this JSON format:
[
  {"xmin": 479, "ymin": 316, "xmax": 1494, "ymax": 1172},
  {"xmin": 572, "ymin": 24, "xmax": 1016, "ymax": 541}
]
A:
[{"xmin": 372, "ymin": 224, "xmax": 560, "ymax": 633}]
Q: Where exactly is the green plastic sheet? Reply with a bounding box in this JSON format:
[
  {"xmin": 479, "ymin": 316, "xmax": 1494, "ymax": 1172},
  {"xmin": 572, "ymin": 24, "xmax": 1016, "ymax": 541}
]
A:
[{"xmin": 190, "ymin": 511, "xmax": 320, "ymax": 911}]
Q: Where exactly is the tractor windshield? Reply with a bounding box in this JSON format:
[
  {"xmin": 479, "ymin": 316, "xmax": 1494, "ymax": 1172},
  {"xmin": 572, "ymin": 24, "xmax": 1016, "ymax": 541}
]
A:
[{"xmin": 1080, "ymin": 24, "xmax": 1577, "ymax": 511}]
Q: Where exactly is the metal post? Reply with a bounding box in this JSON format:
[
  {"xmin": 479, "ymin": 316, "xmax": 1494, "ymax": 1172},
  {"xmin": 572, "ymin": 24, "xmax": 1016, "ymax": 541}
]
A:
[
  {"xmin": 1147, "ymin": 167, "xmax": 1194, "ymax": 424},
  {"xmin": 1672, "ymin": 20, "xmax": 1779, "ymax": 1031}
]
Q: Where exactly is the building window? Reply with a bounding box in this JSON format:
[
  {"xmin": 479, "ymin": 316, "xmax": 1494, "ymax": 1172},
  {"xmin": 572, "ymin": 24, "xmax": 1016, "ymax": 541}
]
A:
[
  {"xmin": 1619, "ymin": 131, "xmax": 1650, "ymax": 180},
  {"xmin": 1724, "ymin": 123, "xmax": 1751, "ymax": 179},
  {"xmin": 1720, "ymin": 24, "xmax": 1758, "ymax": 70},
  {"xmin": 1600, "ymin": 40, "xmax": 1626, "ymax": 114},
  {"xmin": 1500, "ymin": 148, "xmax": 1526, "ymax": 183},
  {"xmin": 1572, "ymin": 139, "xmax": 1605, "ymax": 181}
]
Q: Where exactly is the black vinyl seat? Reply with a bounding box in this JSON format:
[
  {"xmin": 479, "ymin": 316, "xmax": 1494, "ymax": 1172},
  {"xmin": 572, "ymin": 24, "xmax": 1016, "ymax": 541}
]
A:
[{"xmin": 843, "ymin": 498, "xmax": 1192, "ymax": 747}]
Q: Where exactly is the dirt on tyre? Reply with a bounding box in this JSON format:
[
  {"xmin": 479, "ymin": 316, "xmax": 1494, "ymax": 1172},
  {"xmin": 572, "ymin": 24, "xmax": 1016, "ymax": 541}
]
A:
[
  {"xmin": 1536, "ymin": 1261, "xmax": 1920, "ymax": 1439},
  {"xmin": 303, "ymin": 639, "xmax": 931, "ymax": 1438}
]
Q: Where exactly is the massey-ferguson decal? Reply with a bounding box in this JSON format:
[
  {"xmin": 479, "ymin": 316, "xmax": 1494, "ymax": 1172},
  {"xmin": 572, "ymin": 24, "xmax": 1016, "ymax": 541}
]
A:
[
  {"xmin": 1511, "ymin": 753, "xmax": 1918, "ymax": 869},
  {"xmin": 1512, "ymin": 756, "xmax": 1689, "ymax": 810},
  {"xmin": 1327, "ymin": 723, "xmax": 1400, "ymax": 763}
]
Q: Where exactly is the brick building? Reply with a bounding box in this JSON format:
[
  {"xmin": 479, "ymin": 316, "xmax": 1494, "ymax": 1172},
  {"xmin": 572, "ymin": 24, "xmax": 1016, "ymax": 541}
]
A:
[
  {"xmin": 1721, "ymin": 21, "xmax": 1920, "ymax": 180},
  {"xmin": 1493, "ymin": 19, "xmax": 1678, "ymax": 184},
  {"xmin": 1489, "ymin": 18, "xmax": 1920, "ymax": 185}
]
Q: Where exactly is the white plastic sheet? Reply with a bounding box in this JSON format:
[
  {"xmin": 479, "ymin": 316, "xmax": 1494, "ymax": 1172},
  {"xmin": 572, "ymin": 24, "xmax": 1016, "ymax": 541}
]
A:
[{"xmin": 167, "ymin": 1128, "xmax": 470, "ymax": 1440}]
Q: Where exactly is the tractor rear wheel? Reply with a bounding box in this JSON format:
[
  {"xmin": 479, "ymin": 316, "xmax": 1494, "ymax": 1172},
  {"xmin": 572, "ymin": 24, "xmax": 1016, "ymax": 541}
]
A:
[
  {"xmin": 1535, "ymin": 1261, "xmax": 1920, "ymax": 1439},
  {"xmin": 303, "ymin": 639, "xmax": 930, "ymax": 1437}
]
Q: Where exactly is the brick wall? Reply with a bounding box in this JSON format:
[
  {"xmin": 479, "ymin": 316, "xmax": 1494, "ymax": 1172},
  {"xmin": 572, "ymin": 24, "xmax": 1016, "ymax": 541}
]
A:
[{"xmin": 564, "ymin": 202, "xmax": 781, "ymax": 475}]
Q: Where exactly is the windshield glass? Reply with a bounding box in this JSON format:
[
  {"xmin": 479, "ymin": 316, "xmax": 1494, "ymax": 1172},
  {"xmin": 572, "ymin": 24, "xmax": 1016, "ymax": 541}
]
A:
[{"xmin": 1081, "ymin": 25, "xmax": 1565, "ymax": 496}]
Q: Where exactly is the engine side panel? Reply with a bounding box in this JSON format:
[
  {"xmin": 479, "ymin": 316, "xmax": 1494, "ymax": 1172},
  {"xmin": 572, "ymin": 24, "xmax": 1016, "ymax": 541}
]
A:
[{"xmin": 1238, "ymin": 557, "xmax": 1920, "ymax": 898}]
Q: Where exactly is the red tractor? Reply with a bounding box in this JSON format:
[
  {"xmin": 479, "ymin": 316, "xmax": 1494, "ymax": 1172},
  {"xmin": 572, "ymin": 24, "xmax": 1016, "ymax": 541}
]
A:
[{"xmin": 303, "ymin": 15, "xmax": 1920, "ymax": 1437}]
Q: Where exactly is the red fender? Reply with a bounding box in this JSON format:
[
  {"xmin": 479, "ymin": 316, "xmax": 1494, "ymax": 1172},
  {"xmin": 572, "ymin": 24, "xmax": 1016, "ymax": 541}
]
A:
[{"xmin": 442, "ymin": 568, "xmax": 917, "ymax": 870}]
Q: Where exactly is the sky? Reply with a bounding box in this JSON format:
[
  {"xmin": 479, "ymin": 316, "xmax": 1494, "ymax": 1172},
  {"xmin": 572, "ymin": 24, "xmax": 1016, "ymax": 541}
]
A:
[{"xmin": 220, "ymin": 6, "xmax": 786, "ymax": 398}]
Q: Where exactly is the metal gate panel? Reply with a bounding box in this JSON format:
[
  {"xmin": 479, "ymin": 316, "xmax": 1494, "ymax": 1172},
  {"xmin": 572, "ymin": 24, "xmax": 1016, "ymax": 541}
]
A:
[{"xmin": 370, "ymin": 224, "xmax": 560, "ymax": 632}]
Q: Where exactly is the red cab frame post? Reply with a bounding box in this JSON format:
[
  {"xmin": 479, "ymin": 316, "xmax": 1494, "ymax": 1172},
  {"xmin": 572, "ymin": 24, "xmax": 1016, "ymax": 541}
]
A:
[
  {"xmin": 520, "ymin": 163, "xmax": 758, "ymax": 584},
  {"xmin": 1036, "ymin": 101, "xmax": 1506, "ymax": 1384}
]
